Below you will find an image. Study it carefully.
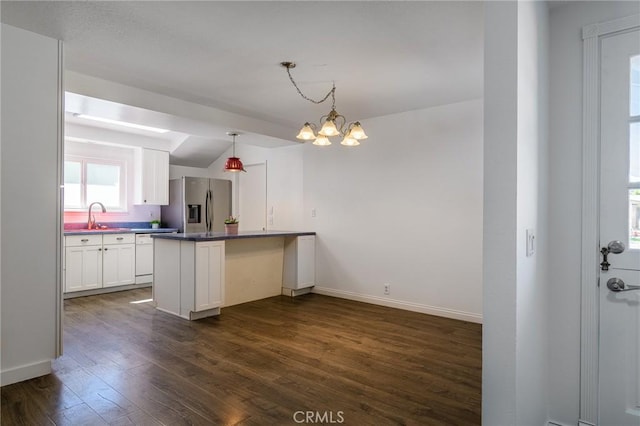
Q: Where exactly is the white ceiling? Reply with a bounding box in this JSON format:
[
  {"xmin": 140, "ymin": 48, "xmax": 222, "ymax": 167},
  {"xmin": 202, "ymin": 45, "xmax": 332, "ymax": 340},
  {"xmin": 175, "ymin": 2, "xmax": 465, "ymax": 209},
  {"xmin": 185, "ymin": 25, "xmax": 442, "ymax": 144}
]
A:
[{"xmin": 1, "ymin": 1, "xmax": 484, "ymax": 166}]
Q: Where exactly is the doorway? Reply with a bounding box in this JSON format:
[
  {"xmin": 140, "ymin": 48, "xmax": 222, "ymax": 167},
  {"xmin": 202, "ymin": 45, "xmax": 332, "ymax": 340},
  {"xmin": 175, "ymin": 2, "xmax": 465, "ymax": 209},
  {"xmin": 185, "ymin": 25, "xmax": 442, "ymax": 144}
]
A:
[
  {"xmin": 581, "ymin": 15, "xmax": 640, "ymax": 425},
  {"xmin": 238, "ymin": 162, "xmax": 267, "ymax": 232}
]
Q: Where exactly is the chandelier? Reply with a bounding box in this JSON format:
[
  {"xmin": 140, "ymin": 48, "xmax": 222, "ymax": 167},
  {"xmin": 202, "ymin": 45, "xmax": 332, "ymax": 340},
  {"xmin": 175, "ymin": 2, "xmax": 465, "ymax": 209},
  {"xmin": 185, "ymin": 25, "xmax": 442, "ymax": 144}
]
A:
[
  {"xmin": 224, "ymin": 132, "xmax": 246, "ymax": 172},
  {"xmin": 281, "ymin": 61, "xmax": 368, "ymax": 146}
]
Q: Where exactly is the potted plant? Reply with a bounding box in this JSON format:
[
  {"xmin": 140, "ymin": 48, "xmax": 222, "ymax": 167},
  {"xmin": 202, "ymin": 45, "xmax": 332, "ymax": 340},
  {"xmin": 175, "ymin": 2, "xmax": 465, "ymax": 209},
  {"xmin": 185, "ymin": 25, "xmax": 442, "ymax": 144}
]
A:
[
  {"xmin": 150, "ymin": 219, "xmax": 161, "ymax": 229},
  {"xmin": 224, "ymin": 216, "xmax": 239, "ymax": 234}
]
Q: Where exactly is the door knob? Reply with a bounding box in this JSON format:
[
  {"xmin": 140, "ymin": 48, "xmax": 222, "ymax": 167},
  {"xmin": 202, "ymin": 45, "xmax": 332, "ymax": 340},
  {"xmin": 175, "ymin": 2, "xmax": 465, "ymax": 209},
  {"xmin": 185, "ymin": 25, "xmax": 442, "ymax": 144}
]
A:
[
  {"xmin": 606, "ymin": 277, "xmax": 640, "ymax": 292},
  {"xmin": 600, "ymin": 240, "xmax": 625, "ymax": 271}
]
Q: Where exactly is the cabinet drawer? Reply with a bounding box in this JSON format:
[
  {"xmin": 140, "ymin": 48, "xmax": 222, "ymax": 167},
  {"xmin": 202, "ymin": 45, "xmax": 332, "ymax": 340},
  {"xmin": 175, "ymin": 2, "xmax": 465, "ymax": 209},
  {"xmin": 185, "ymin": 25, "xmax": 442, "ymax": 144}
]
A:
[
  {"xmin": 65, "ymin": 234, "xmax": 102, "ymax": 247},
  {"xmin": 103, "ymin": 233, "xmax": 135, "ymax": 245}
]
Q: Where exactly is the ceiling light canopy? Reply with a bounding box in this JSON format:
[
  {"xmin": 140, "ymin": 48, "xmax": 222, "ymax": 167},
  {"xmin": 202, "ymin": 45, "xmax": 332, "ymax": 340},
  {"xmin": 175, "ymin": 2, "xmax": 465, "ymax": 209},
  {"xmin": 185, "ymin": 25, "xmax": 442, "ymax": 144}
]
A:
[
  {"xmin": 281, "ymin": 61, "xmax": 368, "ymax": 146},
  {"xmin": 72, "ymin": 113, "xmax": 170, "ymax": 134},
  {"xmin": 224, "ymin": 132, "xmax": 246, "ymax": 173}
]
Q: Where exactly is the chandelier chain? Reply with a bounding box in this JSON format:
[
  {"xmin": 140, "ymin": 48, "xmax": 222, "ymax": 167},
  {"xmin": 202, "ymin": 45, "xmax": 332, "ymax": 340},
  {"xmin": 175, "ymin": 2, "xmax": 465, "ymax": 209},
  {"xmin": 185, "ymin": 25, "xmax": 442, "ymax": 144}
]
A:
[{"xmin": 285, "ymin": 65, "xmax": 336, "ymax": 109}]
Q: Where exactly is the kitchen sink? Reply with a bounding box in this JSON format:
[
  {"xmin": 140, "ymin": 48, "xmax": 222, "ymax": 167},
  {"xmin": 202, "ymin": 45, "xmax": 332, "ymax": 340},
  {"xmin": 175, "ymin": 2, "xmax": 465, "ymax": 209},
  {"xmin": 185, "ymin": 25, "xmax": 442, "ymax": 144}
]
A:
[{"xmin": 70, "ymin": 227, "xmax": 131, "ymax": 232}]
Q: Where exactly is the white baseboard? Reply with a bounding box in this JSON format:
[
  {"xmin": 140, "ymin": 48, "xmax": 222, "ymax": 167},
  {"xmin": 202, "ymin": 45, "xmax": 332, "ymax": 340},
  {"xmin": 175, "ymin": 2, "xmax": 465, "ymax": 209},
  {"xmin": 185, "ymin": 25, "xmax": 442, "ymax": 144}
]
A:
[
  {"xmin": 548, "ymin": 420, "xmax": 587, "ymax": 426},
  {"xmin": 578, "ymin": 421, "xmax": 596, "ymax": 426},
  {"xmin": 1, "ymin": 359, "xmax": 52, "ymax": 386},
  {"xmin": 312, "ymin": 286, "xmax": 482, "ymax": 324}
]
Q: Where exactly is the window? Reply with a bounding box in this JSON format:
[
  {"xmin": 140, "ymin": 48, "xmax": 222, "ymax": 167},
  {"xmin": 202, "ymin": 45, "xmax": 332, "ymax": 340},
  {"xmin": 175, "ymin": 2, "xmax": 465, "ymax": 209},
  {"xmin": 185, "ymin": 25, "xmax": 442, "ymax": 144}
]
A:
[{"xmin": 64, "ymin": 156, "xmax": 126, "ymax": 210}]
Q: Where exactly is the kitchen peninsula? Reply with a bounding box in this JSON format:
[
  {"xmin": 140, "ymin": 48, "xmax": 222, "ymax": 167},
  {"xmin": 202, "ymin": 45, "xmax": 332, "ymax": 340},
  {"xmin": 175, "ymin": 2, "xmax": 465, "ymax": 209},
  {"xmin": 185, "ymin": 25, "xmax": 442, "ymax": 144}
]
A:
[{"xmin": 152, "ymin": 231, "xmax": 316, "ymax": 320}]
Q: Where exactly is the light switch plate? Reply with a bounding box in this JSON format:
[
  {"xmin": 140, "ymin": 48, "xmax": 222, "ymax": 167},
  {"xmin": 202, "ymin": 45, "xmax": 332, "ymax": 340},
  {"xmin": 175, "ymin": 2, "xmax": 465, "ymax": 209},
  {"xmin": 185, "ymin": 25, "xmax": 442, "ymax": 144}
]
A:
[{"xmin": 526, "ymin": 229, "xmax": 535, "ymax": 257}]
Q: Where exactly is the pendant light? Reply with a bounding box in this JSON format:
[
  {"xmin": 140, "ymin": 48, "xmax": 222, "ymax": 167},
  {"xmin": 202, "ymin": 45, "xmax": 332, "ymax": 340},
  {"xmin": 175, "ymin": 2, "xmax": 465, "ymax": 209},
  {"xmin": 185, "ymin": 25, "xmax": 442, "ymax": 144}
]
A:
[
  {"xmin": 224, "ymin": 132, "xmax": 246, "ymax": 172},
  {"xmin": 281, "ymin": 61, "xmax": 368, "ymax": 146}
]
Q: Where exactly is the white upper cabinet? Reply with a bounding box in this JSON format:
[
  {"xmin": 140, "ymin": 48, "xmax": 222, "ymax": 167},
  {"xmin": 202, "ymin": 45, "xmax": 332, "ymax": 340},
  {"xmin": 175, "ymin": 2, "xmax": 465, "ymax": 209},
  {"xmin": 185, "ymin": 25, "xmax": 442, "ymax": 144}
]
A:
[{"xmin": 134, "ymin": 148, "xmax": 169, "ymax": 205}]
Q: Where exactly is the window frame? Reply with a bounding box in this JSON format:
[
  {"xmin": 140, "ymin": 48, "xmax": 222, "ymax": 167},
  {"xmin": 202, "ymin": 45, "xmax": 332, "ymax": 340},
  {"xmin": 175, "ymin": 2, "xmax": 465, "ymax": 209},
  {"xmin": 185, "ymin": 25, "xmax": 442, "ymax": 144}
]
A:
[{"xmin": 64, "ymin": 154, "xmax": 127, "ymax": 212}]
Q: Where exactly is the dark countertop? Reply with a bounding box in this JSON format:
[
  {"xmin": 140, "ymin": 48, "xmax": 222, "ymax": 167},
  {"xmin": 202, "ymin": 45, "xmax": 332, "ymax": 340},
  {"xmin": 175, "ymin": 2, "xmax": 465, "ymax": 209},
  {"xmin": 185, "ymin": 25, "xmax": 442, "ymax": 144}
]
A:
[
  {"xmin": 151, "ymin": 230, "xmax": 316, "ymax": 242},
  {"xmin": 64, "ymin": 228, "xmax": 179, "ymax": 236}
]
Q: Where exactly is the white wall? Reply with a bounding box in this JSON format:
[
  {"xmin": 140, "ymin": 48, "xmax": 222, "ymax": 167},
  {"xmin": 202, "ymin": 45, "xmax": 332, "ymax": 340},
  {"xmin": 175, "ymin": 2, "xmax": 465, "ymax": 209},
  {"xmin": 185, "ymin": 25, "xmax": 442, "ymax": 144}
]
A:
[
  {"xmin": 482, "ymin": 3, "xmax": 518, "ymax": 422},
  {"xmin": 483, "ymin": 2, "xmax": 550, "ymax": 424},
  {"xmin": 548, "ymin": 2, "xmax": 640, "ymax": 424},
  {"xmin": 302, "ymin": 99, "xmax": 483, "ymax": 322},
  {"xmin": 1, "ymin": 24, "xmax": 61, "ymax": 385},
  {"xmin": 515, "ymin": 2, "xmax": 549, "ymax": 425},
  {"xmin": 169, "ymin": 164, "xmax": 213, "ymax": 180},
  {"xmin": 208, "ymin": 143, "xmax": 305, "ymax": 231}
]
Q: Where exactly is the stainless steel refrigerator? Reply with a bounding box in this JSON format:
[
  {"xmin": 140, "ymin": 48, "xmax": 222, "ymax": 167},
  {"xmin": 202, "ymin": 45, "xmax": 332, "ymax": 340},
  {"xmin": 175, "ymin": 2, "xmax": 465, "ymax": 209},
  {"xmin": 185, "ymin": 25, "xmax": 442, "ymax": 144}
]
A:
[{"xmin": 161, "ymin": 177, "xmax": 232, "ymax": 233}]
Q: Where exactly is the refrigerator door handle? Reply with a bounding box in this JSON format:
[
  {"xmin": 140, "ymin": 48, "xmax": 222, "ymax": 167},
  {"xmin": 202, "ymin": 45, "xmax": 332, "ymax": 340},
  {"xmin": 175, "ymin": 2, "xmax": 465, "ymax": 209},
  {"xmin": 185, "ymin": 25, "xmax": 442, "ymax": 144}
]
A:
[
  {"xmin": 206, "ymin": 189, "xmax": 213, "ymax": 232},
  {"xmin": 209, "ymin": 189, "xmax": 215, "ymax": 231},
  {"xmin": 204, "ymin": 190, "xmax": 210, "ymax": 232}
]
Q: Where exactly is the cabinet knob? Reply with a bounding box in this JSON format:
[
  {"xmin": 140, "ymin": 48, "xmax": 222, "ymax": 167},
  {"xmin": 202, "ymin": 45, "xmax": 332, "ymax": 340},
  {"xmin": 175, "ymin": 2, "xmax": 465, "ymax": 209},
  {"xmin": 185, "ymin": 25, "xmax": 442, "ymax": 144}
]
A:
[
  {"xmin": 104, "ymin": 248, "xmax": 108, "ymax": 251},
  {"xmin": 98, "ymin": 248, "xmax": 102, "ymax": 251}
]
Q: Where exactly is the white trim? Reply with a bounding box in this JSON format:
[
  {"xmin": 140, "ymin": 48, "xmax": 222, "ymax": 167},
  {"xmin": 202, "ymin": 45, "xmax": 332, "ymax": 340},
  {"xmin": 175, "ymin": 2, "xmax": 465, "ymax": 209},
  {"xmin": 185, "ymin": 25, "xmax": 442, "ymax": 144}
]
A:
[
  {"xmin": 578, "ymin": 421, "xmax": 596, "ymax": 426},
  {"xmin": 1, "ymin": 360, "xmax": 52, "ymax": 386},
  {"xmin": 548, "ymin": 420, "xmax": 579, "ymax": 426},
  {"xmin": 580, "ymin": 14, "xmax": 640, "ymax": 426},
  {"xmin": 56, "ymin": 39, "xmax": 64, "ymax": 358},
  {"xmin": 312, "ymin": 286, "xmax": 482, "ymax": 324}
]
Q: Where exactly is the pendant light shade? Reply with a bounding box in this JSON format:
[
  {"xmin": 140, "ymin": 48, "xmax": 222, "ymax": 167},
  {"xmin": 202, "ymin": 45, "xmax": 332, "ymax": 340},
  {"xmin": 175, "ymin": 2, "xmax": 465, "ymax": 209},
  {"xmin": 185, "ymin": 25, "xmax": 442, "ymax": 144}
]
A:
[
  {"xmin": 348, "ymin": 122, "xmax": 368, "ymax": 140},
  {"xmin": 340, "ymin": 132, "xmax": 360, "ymax": 146},
  {"xmin": 296, "ymin": 123, "xmax": 317, "ymax": 140},
  {"xmin": 224, "ymin": 132, "xmax": 246, "ymax": 172},
  {"xmin": 313, "ymin": 135, "xmax": 332, "ymax": 146},
  {"xmin": 224, "ymin": 156, "xmax": 246, "ymax": 172},
  {"xmin": 318, "ymin": 119, "xmax": 340, "ymax": 137}
]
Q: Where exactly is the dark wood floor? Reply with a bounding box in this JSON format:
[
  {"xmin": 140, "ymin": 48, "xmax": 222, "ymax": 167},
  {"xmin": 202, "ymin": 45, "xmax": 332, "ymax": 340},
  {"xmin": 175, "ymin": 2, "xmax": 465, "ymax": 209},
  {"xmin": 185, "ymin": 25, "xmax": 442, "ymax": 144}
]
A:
[{"xmin": 1, "ymin": 289, "xmax": 481, "ymax": 425}]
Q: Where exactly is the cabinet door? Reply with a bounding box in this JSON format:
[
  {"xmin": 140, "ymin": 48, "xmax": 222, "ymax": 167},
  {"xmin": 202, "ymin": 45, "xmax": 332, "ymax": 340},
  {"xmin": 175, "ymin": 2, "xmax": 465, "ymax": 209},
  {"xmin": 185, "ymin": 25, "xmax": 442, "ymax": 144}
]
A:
[
  {"xmin": 152, "ymin": 149, "xmax": 169, "ymax": 205},
  {"xmin": 103, "ymin": 244, "xmax": 136, "ymax": 287},
  {"xmin": 65, "ymin": 245, "xmax": 102, "ymax": 292},
  {"xmin": 135, "ymin": 148, "xmax": 169, "ymax": 205},
  {"xmin": 297, "ymin": 236, "xmax": 316, "ymax": 288},
  {"xmin": 194, "ymin": 241, "xmax": 225, "ymax": 311}
]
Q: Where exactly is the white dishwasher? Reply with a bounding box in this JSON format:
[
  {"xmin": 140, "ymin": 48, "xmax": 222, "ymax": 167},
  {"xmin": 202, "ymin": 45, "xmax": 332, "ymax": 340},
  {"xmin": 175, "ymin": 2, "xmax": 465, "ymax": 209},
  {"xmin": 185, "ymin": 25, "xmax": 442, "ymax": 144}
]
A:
[{"xmin": 135, "ymin": 234, "xmax": 154, "ymax": 284}]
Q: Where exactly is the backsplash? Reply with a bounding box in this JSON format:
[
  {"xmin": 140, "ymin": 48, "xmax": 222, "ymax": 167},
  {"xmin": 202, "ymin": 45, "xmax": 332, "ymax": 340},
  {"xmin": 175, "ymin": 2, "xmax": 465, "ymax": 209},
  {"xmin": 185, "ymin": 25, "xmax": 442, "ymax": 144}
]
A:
[{"xmin": 64, "ymin": 221, "xmax": 159, "ymax": 230}]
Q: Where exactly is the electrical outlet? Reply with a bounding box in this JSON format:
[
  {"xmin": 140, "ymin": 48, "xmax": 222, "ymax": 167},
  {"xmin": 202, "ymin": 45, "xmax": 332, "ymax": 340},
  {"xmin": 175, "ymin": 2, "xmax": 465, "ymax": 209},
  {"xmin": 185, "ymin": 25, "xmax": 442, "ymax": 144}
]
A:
[
  {"xmin": 384, "ymin": 284, "xmax": 390, "ymax": 295},
  {"xmin": 311, "ymin": 208, "xmax": 316, "ymax": 218}
]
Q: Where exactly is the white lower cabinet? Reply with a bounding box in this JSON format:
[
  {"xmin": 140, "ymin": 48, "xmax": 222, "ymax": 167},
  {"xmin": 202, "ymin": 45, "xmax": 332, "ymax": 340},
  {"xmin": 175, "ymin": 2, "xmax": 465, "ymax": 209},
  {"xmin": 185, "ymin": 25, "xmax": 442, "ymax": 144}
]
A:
[
  {"xmin": 103, "ymin": 243, "xmax": 136, "ymax": 287},
  {"xmin": 65, "ymin": 244, "xmax": 103, "ymax": 292},
  {"xmin": 283, "ymin": 235, "xmax": 316, "ymax": 291},
  {"xmin": 64, "ymin": 235, "xmax": 103, "ymax": 292},
  {"xmin": 64, "ymin": 233, "xmax": 136, "ymax": 293},
  {"xmin": 194, "ymin": 241, "xmax": 224, "ymax": 311},
  {"xmin": 154, "ymin": 239, "xmax": 225, "ymax": 320}
]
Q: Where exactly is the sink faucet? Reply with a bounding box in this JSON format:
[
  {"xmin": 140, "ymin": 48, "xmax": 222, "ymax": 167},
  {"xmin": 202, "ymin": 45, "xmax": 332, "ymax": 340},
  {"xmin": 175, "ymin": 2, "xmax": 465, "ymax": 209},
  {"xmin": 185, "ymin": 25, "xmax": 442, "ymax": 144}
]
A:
[{"xmin": 87, "ymin": 202, "xmax": 106, "ymax": 229}]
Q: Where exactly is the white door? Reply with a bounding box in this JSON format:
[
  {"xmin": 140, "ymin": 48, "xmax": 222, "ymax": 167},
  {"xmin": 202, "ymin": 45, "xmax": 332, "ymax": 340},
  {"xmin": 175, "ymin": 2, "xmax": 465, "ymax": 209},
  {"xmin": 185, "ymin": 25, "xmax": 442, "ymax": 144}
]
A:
[
  {"xmin": 239, "ymin": 162, "xmax": 267, "ymax": 231},
  {"xmin": 599, "ymin": 28, "xmax": 640, "ymax": 426}
]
